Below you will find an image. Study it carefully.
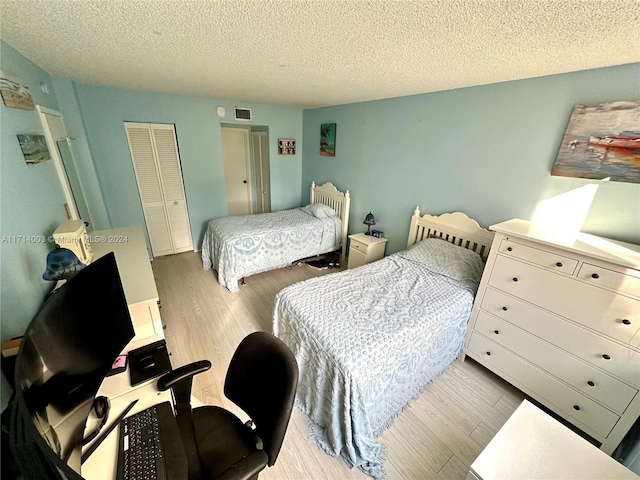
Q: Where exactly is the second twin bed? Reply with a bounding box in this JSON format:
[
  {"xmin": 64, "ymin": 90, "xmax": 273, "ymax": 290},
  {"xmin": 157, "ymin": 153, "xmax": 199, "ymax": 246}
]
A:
[{"xmin": 273, "ymin": 207, "xmax": 494, "ymax": 478}]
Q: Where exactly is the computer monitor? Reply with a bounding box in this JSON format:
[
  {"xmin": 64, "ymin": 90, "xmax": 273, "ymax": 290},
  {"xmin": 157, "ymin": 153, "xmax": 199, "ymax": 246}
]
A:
[{"xmin": 10, "ymin": 252, "xmax": 135, "ymax": 479}]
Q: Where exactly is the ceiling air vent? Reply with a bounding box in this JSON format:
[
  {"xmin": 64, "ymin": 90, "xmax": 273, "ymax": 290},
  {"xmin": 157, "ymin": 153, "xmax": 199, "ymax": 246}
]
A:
[{"xmin": 234, "ymin": 107, "xmax": 252, "ymax": 121}]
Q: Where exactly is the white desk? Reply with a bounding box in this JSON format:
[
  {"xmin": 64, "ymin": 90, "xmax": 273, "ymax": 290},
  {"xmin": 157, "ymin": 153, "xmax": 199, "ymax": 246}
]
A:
[
  {"xmin": 91, "ymin": 226, "xmax": 163, "ymax": 351},
  {"xmin": 468, "ymin": 400, "xmax": 639, "ymax": 480},
  {"xmin": 81, "ymin": 226, "xmax": 170, "ymax": 479},
  {"xmin": 82, "ymin": 380, "xmax": 173, "ymax": 479}
]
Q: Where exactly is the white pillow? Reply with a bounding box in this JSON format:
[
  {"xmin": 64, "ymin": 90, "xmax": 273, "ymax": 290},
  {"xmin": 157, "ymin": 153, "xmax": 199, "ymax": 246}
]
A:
[
  {"xmin": 304, "ymin": 203, "xmax": 336, "ymax": 218},
  {"xmin": 398, "ymin": 238, "xmax": 485, "ymax": 291}
]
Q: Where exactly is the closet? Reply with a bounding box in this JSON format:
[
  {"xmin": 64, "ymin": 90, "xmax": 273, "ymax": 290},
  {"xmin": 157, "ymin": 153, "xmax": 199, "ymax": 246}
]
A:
[{"xmin": 124, "ymin": 122, "xmax": 193, "ymax": 257}]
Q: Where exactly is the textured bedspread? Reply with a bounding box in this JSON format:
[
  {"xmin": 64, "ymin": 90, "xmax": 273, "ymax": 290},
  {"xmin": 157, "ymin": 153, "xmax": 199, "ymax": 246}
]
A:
[
  {"xmin": 202, "ymin": 207, "xmax": 341, "ymax": 292},
  {"xmin": 272, "ymin": 241, "xmax": 484, "ymax": 478}
]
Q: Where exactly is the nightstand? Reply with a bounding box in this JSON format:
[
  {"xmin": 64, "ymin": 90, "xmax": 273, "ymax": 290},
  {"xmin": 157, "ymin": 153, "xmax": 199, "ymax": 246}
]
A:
[{"xmin": 347, "ymin": 233, "xmax": 388, "ymax": 269}]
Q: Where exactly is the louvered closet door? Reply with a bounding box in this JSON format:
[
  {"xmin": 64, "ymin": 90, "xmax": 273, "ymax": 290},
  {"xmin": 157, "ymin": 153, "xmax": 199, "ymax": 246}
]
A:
[
  {"xmin": 150, "ymin": 124, "xmax": 193, "ymax": 253},
  {"xmin": 125, "ymin": 122, "xmax": 193, "ymax": 257}
]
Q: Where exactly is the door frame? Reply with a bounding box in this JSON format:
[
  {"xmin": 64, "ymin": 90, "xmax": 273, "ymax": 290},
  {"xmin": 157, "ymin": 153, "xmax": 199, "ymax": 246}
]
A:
[{"xmin": 36, "ymin": 105, "xmax": 80, "ymax": 220}]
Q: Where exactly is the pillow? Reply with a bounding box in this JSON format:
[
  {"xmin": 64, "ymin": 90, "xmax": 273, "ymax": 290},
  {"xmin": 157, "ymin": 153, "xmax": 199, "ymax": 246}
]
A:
[
  {"xmin": 303, "ymin": 203, "xmax": 336, "ymax": 218},
  {"xmin": 398, "ymin": 238, "xmax": 485, "ymax": 291}
]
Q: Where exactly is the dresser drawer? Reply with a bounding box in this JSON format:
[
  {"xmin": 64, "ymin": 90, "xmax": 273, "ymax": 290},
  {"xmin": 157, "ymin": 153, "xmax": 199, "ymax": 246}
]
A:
[
  {"xmin": 577, "ymin": 263, "xmax": 640, "ymax": 299},
  {"xmin": 489, "ymin": 255, "xmax": 640, "ymax": 346},
  {"xmin": 467, "ymin": 333, "xmax": 621, "ymax": 438},
  {"xmin": 474, "ymin": 312, "xmax": 638, "ymax": 413},
  {"xmin": 499, "ymin": 239, "xmax": 579, "ymax": 275},
  {"xmin": 480, "ymin": 288, "xmax": 640, "ymax": 387}
]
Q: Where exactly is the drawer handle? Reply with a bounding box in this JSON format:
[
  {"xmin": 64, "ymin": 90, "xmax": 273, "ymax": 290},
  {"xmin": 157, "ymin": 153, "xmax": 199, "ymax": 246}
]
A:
[
  {"xmin": 512, "ymin": 277, "xmax": 519, "ymax": 282},
  {"xmin": 591, "ymin": 273, "xmax": 600, "ymax": 279},
  {"xmin": 502, "ymin": 306, "xmax": 508, "ymax": 311},
  {"xmin": 493, "ymin": 330, "xmax": 500, "ymax": 335},
  {"xmin": 507, "ymin": 247, "xmax": 513, "ymax": 252},
  {"xmin": 573, "ymin": 405, "xmax": 581, "ymax": 411},
  {"xmin": 587, "ymin": 381, "xmax": 595, "ymax": 387},
  {"xmin": 602, "ymin": 354, "xmax": 611, "ymax": 360},
  {"xmin": 622, "ymin": 319, "xmax": 631, "ymax": 325},
  {"xmin": 555, "ymin": 262, "xmax": 563, "ymax": 267},
  {"xmin": 486, "ymin": 351, "xmax": 492, "ymax": 356}
]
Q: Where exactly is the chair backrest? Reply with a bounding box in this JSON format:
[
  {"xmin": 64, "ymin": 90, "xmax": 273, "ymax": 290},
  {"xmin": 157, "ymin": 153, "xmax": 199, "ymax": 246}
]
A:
[{"xmin": 224, "ymin": 332, "xmax": 298, "ymax": 466}]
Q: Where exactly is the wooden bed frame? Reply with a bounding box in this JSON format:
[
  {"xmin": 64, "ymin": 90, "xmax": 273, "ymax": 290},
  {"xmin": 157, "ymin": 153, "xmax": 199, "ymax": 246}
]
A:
[
  {"xmin": 310, "ymin": 181, "xmax": 351, "ymax": 263},
  {"xmin": 407, "ymin": 206, "xmax": 494, "ymax": 258}
]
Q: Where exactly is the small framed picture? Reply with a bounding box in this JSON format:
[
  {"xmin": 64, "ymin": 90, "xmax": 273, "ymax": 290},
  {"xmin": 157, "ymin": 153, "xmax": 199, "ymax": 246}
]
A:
[
  {"xmin": 17, "ymin": 134, "xmax": 50, "ymax": 164},
  {"xmin": 278, "ymin": 138, "xmax": 296, "ymax": 155}
]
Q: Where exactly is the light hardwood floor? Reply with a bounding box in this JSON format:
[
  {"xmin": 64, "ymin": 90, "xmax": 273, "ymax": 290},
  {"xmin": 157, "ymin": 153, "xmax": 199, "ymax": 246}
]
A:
[{"xmin": 151, "ymin": 251, "xmax": 526, "ymax": 480}]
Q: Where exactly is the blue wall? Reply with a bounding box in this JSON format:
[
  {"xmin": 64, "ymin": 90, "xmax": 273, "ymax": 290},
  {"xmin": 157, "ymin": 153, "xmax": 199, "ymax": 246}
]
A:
[
  {"xmin": 0, "ymin": 42, "xmax": 68, "ymax": 405},
  {"xmin": 302, "ymin": 64, "xmax": 640, "ymax": 255},
  {"xmin": 73, "ymin": 85, "xmax": 304, "ymax": 249}
]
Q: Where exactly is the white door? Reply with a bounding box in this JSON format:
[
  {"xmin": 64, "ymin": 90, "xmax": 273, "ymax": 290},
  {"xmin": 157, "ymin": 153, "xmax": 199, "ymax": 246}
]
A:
[
  {"xmin": 221, "ymin": 127, "xmax": 252, "ymax": 216},
  {"xmin": 124, "ymin": 122, "xmax": 193, "ymax": 257},
  {"xmin": 251, "ymin": 131, "xmax": 271, "ymax": 214},
  {"xmin": 37, "ymin": 106, "xmax": 92, "ymax": 226}
]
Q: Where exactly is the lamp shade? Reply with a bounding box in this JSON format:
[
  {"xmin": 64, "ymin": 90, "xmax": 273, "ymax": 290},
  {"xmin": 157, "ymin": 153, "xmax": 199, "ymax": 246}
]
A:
[
  {"xmin": 363, "ymin": 212, "xmax": 376, "ymax": 226},
  {"xmin": 363, "ymin": 212, "xmax": 376, "ymax": 235}
]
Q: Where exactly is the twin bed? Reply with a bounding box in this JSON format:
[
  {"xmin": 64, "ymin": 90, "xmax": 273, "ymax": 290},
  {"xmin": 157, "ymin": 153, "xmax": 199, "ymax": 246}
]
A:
[
  {"xmin": 202, "ymin": 182, "xmax": 350, "ymax": 292},
  {"xmin": 272, "ymin": 207, "xmax": 494, "ymax": 479}
]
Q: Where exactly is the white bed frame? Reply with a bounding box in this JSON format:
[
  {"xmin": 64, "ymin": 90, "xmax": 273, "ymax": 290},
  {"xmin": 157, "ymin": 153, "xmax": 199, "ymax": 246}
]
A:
[
  {"xmin": 310, "ymin": 181, "xmax": 351, "ymax": 263},
  {"xmin": 407, "ymin": 206, "xmax": 494, "ymax": 258}
]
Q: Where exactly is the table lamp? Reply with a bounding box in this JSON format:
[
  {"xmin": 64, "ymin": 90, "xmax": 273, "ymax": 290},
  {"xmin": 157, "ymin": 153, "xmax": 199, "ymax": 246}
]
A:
[{"xmin": 363, "ymin": 212, "xmax": 376, "ymax": 235}]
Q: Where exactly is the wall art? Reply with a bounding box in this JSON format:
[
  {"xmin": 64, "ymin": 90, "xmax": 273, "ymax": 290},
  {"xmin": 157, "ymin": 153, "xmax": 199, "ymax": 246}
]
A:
[
  {"xmin": 278, "ymin": 138, "xmax": 296, "ymax": 155},
  {"xmin": 0, "ymin": 73, "xmax": 35, "ymax": 110},
  {"xmin": 17, "ymin": 134, "xmax": 50, "ymax": 164},
  {"xmin": 551, "ymin": 101, "xmax": 639, "ymax": 184},
  {"xmin": 320, "ymin": 123, "xmax": 336, "ymax": 156}
]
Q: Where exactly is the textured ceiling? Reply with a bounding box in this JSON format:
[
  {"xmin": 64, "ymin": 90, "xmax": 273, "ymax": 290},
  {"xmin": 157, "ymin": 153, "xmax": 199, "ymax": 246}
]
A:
[{"xmin": 0, "ymin": 0, "xmax": 639, "ymax": 109}]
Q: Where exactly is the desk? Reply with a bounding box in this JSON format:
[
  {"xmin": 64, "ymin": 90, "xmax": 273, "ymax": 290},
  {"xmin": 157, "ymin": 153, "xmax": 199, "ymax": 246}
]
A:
[
  {"xmin": 81, "ymin": 381, "xmax": 173, "ymax": 479},
  {"xmin": 82, "ymin": 226, "xmax": 170, "ymax": 479},
  {"xmin": 91, "ymin": 227, "xmax": 163, "ymax": 351},
  {"xmin": 468, "ymin": 400, "xmax": 639, "ymax": 480}
]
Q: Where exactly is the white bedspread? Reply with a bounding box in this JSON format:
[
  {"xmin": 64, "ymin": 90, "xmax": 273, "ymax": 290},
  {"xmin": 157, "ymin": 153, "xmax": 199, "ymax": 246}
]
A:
[
  {"xmin": 272, "ymin": 239, "xmax": 485, "ymax": 478},
  {"xmin": 202, "ymin": 207, "xmax": 341, "ymax": 292}
]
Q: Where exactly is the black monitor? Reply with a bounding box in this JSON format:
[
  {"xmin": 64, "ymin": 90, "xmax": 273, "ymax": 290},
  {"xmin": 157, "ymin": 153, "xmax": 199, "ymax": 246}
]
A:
[{"xmin": 9, "ymin": 252, "xmax": 134, "ymax": 479}]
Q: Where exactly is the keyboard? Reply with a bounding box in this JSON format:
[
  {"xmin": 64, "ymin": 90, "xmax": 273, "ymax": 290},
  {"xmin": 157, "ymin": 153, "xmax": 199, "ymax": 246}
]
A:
[{"xmin": 116, "ymin": 401, "xmax": 187, "ymax": 480}]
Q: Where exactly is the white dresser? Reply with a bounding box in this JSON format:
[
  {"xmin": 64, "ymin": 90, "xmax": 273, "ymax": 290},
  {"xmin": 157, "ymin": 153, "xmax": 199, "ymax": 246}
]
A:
[{"xmin": 464, "ymin": 219, "xmax": 640, "ymax": 454}]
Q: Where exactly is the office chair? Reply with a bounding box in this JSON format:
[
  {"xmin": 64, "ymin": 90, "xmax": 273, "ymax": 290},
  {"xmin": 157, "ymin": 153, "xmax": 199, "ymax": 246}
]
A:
[{"xmin": 157, "ymin": 332, "xmax": 298, "ymax": 480}]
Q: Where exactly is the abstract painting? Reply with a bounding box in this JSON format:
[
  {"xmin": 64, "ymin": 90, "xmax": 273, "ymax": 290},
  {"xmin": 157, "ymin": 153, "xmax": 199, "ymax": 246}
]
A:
[
  {"xmin": 17, "ymin": 134, "xmax": 50, "ymax": 164},
  {"xmin": 320, "ymin": 123, "xmax": 336, "ymax": 156},
  {"xmin": 551, "ymin": 101, "xmax": 639, "ymax": 184}
]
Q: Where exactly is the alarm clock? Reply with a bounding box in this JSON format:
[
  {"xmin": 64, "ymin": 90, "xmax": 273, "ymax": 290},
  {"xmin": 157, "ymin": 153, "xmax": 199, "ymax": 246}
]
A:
[{"xmin": 372, "ymin": 230, "xmax": 383, "ymax": 238}]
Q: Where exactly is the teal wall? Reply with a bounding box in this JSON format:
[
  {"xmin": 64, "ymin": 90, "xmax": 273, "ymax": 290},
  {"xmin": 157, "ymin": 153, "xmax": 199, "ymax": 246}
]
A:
[
  {"xmin": 0, "ymin": 42, "xmax": 67, "ymax": 405},
  {"xmin": 73, "ymin": 85, "xmax": 304, "ymax": 249},
  {"xmin": 302, "ymin": 64, "xmax": 640, "ymax": 255}
]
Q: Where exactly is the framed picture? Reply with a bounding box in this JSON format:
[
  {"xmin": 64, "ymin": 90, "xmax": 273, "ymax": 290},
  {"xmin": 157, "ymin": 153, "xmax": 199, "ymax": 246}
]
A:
[
  {"xmin": 278, "ymin": 138, "xmax": 296, "ymax": 155},
  {"xmin": 320, "ymin": 123, "xmax": 336, "ymax": 156},
  {"xmin": 17, "ymin": 134, "xmax": 50, "ymax": 164},
  {"xmin": 551, "ymin": 101, "xmax": 639, "ymax": 184},
  {"xmin": 0, "ymin": 74, "xmax": 35, "ymax": 110}
]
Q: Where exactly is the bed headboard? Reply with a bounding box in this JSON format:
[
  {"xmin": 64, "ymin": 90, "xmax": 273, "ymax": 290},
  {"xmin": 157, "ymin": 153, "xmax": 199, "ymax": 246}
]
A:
[
  {"xmin": 407, "ymin": 206, "xmax": 494, "ymax": 258},
  {"xmin": 310, "ymin": 181, "xmax": 351, "ymax": 262}
]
